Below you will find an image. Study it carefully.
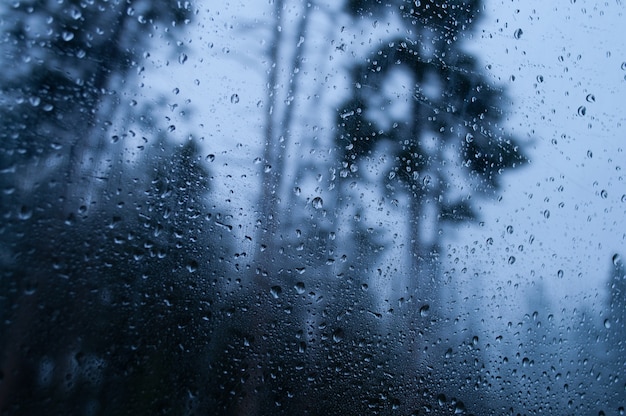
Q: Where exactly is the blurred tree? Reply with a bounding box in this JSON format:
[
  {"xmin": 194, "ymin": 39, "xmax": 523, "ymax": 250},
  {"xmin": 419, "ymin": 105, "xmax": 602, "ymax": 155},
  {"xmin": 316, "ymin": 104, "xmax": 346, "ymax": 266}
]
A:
[
  {"xmin": 334, "ymin": 0, "xmax": 527, "ymax": 412},
  {"xmin": 0, "ymin": 1, "xmax": 238, "ymax": 413}
]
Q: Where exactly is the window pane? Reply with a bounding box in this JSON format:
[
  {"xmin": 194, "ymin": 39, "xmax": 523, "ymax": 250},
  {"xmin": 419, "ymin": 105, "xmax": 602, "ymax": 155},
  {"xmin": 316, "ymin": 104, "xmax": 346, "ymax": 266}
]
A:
[{"xmin": 1, "ymin": 0, "xmax": 624, "ymax": 414}]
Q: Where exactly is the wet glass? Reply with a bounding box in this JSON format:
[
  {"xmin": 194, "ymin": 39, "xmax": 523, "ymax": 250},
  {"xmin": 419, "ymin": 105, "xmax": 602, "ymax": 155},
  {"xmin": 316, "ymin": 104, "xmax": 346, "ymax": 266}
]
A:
[{"xmin": 1, "ymin": 0, "xmax": 624, "ymax": 414}]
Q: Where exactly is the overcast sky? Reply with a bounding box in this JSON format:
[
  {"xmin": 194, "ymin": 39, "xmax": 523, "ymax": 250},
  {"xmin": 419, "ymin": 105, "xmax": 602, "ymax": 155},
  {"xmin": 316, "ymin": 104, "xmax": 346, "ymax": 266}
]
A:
[{"xmin": 138, "ymin": 0, "xmax": 626, "ymax": 320}]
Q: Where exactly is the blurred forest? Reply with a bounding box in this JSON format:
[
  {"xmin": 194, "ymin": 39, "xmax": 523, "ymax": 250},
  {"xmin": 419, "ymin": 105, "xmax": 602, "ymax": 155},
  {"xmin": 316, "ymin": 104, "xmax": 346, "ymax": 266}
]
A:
[{"xmin": 0, "ymin": 0, "xmax": 624, "ymax": 415}]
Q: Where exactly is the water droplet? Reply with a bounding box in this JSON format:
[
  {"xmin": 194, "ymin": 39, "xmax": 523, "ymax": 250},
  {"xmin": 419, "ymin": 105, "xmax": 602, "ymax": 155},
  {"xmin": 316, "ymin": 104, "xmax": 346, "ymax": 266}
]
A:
[
  {"xmin": 486, "ymin": 237, "xmax": 493, "ymax": 245},
  {"xmin": 206, "ymin": 154, "xmax": 215, "ymax": 162},
  {"xmin": 361, "ymin": 283, "xmax": 368, "ymax": 291},
  {"xmin": 178, "ymin": 53, "xmax": 187, "ymax": 64},
  {"xmin": 508, "ymin": 256, "xmax": 516, "ymax": 265},
  {"xmin": 506, "ymin": 225, "xmax": 514, "ymax": 234},
  {"xmin": 419, "ymin": 304, "xmax": 430, "ymax": 317},
  {"xmin": 586, "ymin": 94, "xmax": 596, "ymax": 103},
  {"xmin": 612, "ymin": 253, "xmax": 621, "ymax": 265},
  {"xmin": 312, "ymin": 197, "xmax": 323, "ymax": 209},
  {"xmin": 70, "ymin": 8, "xmax": 82, "ymax": 20},
  {"xmin": 543, "ymin": 210, "xmax": 550, "ymax": 219},
  {"xmin": 18, "ymin": 205, "xmax": 32, "ymax": 220},
  {"xmin": 587, "ymin": 150, "xmax": 593, "ymax": 158},
  {"xmin": 604, "ymin": 319, "xmax": 611, "ymax": 329},
  {"xmin": 514, "ymin": 28, "xmax": 523, "ymax": 39},
  {"xmin": 293, "ymin": 186, "xmax": 301, "ymax": 196},
  {"xmin": 577, "ymin": 106, "xmax": 587, "ymax": 116},
  {"xmin": 600, "ymin": 189, "xmax": 608, "ymax": 199},
  {"xmin": 294, "ymin": 282, "xmax": 305, "ymax": 294},
  {"xmin": 557, "ymin": 269, "xmax": 564, "ymax": 278},
  {"xmin": 62, "ymin": 31, "xmax": 74, "ymax": 41},
  {"xmin": 230, "ymin": 94, "xmax": 239, "ymax": 104},
  {"xmin": 332, "ymin": 328, "xmax": 344, "ymax": 343},
  {"xmin": 465, "ymin": 133, "xmax": 474, "ymax": 143},
  {"xmin": 621, "ymin": 62, "xmax": 626, "ymax": 71},
  {"xmin": 536, "ymin": 75, "xmax": 544, "ymax": 83},
  {"xmin": 186, "ymin": 260, "xmax": 198, "ymax": 272},
  {"xmin": 270, "ymin": 285, "xmax": 282, "ymax": 299}
]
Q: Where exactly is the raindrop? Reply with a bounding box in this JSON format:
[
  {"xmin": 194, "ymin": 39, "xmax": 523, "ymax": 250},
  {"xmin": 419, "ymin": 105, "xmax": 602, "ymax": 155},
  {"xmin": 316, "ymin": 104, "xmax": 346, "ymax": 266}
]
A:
[
  {"xmin": 536, "ymin": 75, "xmax": 544, "ymax": 83},
  {"xmin": 506, "ymin": 225, "xmax": 514, "ymax": 234},
  {"xmin": 586, "ymin": 94, "xmax": 596, "ymax": 103},
  {"xmin": 186, "ymin": 260, "xmax": 198, "ymax": 273},
  {"xmin": 600, "ymin": 189, "xmax": 608, "ymax": 199},
  {"xmin": 62, "ymin": 31, "xmax": 74, "ymax": 41},
  {"xmin": 419, "ymin": 304, "xmax": 430, "ymax": 317},
  {"xmin": 312, "ymin": 197, "xmax": 323, "ymax": 209},
  {"xmin": 621, "ymin": 62, "xmax": 626, "ymax": 70},
  {"xmin": 178, "ymin": 53, "xmax": 187, "ymax": 64},
  {"xmin": 230, "ymin": 94, "xmax": 239, "ymax": 104},
  {"xmin": 557, "ymin": 269, "xmax": 564, "ymax": 278},
  {"xmin": 293, "ymin": 186, "xmax": 301, "ymax": 196},
  {"xmin": 514, "ymin": 28, "xmax": 523, "ymax": 39},
  {"xmin": 332, "ymin": 328, "xmax": 344, "ymax": 343},
  {"xmin": 206, "ymin": 154, "xmax": 215, "ymax": 162},
  {"xmin": 270, "ymin": 285, "xmax": 282, "ymax": 299},
  {"xmin": 18, "ymin": 205, "xmax": 32, "ymax": 220},
  {"xmin": 587, "ymin": 150, "xmax": 593, "ymax": 158},
  {"xmin": 465, "ymin": 133, "xmax": 474, "ymax": 143},
  {"xmin": 577, "ymin": 106, "xmax": 586, "ymax": 116},
  {"xmin": 543, "ymin": 210, "xmax": 550, "ymax": 219},
  {"xmin": 613, "ymin": 253, "xmax": 621, "ymax": 265},
  {"xmin": 294, "ymin": 282, "xmax": 305, "ymax": 294},
  {"xmin": 508, "ymin": 256, "xmax": 516, "ymax": 265},
  {"xmin": 604, "ymin": 319, "xmax": 611, "ymax": 329}
]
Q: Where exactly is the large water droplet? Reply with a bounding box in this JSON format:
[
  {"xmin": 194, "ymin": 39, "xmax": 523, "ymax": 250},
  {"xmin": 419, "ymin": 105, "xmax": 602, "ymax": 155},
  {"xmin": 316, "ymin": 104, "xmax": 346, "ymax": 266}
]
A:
[
  {"xmin": 178, "ymin": 53, "xmax": 187, "ymax": 64},
  {"xmin": 419, "ymin": 304, "xmax": 430, "ymax": 317},
  {"xmin": 514, "ymin": 28, "xmax": 523, "ymax": 39},
  {"xmin": 230, "ymin": 94, "xmax": 239, "ymax": 104},
  {"xmin": 586, "ymin": 94, "xmax": 596, "ymax": 103},
  {"xmin": 312, "ymin": 197, "xmax": 323, "ymax": 209},
  {"xmin": 577, "ymin": 106, "xmax": 587, "ymax": 116}
]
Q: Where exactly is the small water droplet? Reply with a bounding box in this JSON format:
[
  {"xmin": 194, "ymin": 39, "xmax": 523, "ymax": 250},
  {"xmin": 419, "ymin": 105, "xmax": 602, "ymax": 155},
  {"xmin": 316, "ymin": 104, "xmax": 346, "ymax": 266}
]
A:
[
  {"xmin": 294, "ymin": 282, "xmax": 305, "ymax": 294},
  {"xmin": 332, "ymin": 328, "xmax": 344, "ymax": 343},
  {"xmin": 178, "ymin": 53, "xmax": 187, "ymax": 64},
  {"xmin": 514, "ymin": 28, "xmax": 523, "ymax": 39},
  {"xmin": 604, "ymin": 319, "xmax": 611, "ymax": 329},
  {"xmin": 600, "ymin": 189, "xmax": 608, "ymax": 199},
  {"xmin": 230, "ymin": 94, "xmax": 239, "ymax": 104},
  {"xmin": 557, "ymin": 269, "xmax": 564, "ymax": 278},
  {"xmin": 621, "ymin": 62, "xmax": 626, "ymax": 71},
  {"xmin": 465, "ymin": 133, "xmax": 474, "ymax": 143},
  {"xmin": 587, "ymin": 150, "xmax": 593, "ymax": 158},
  {"xmin": 506, "ymin": 225, "xmax": 514, "ymax": 234},
  {"xmin": 270, "ymin": 285, "xmax": 282, "ymax": 299},
  {"xmin": 312, "ymin": 197, "xmax": 323, "ymax": 209},
  {"xmin": 419, "ymin": 304, "xmax": 430, "ymax": 317},
  {"xmin": 613, "ymin": 253, "xmax": 622, "ymax": 265},
  {"xmin": 586, "ymin": 94, "xmax": 596, "ymax": 103},
  {"xmin": 186, "ymin": 260, "xmax": 198, "ymax": 272},
  {"xmin": 18, "ymin": 205, "xmax": 32, "ymax": 220},
  {"xmin": 206, "ymin": 154, "xmax": 215, "ymax": 162},
  {"xmin": 577, "ymin": 106, "xmax": 587, "ymax": 116},
  {"xmin": 293, "ymin": 186, "xmax": 301, "ymax": 196},
  {"xmin": 543, "ymin": 210, "xmax": 550, "ymax": 219},
  {"xmin": 62, "ymin": 31, "xmax": 74, "ymax": 41},
  {"xmin": 508, "ymin": 256, "xmax": 516, "ymax": 265},
  {"xmin": 536, "ymin": 75, "xmax": 544, "ymax": 83}
]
